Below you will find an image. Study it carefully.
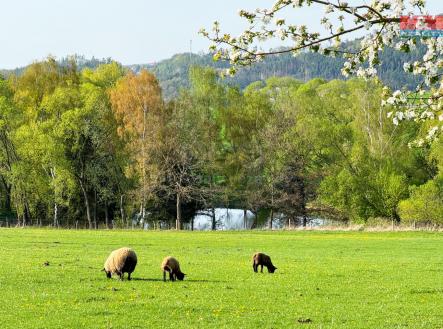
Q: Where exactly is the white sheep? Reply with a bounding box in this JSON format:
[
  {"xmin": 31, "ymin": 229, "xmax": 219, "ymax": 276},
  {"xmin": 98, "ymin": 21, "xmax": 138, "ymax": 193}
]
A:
[{"xmin": 103, "ymin": 247, "xmax": 137, "ymax": 280}]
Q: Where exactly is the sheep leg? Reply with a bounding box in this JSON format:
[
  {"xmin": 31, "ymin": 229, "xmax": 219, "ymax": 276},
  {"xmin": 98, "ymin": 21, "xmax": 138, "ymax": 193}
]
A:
[
  {"xmin": 163, "ymin": 271, "xmax": 166, "ymax": 282},
  {"xmin": 169, "ymin": 271, "xmax": 174, "ymax": 281},
  {"xmin": 128, "ymin": 272, "xmax": 131, "ymax": 281},
  {"xmin": 253, "ymin": 262, "xmax": 258, "ymax": 273},
  {"xmin": 119, "ymin": 272, "xmax": 123, "ymax": 280},
  {"xmin": 260, "ymin": 265, "xmax": 263, "ymax": 273}
]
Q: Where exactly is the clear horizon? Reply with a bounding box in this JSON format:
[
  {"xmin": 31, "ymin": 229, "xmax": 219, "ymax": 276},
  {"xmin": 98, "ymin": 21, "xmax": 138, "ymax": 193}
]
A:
[{"xmin": 1, "ymin": 0, "xmax": 442, "ymax": 70}]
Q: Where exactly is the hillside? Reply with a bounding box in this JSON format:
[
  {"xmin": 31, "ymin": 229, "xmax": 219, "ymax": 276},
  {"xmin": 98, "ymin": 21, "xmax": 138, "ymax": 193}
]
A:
[
  {"xmin": 141, "ymin": 45, "xmax": 423, "ymax": 99},
  {"xmin": 1, "ymin": 43, "xmax": 424, "ymax": 99}
]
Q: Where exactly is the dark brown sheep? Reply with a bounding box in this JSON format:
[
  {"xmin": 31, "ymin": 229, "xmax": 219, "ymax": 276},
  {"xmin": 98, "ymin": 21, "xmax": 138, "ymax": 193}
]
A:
[
  {"xmin": 103, "ymin": 247, "xmax": 137, "ymax": 280},
  {"xmin": 161, "ymin": 256, "xmax": 186, "ymax": 281},
  {"xmin": 252, "ymin": 252, "xmax": 277, "ymax": 273}
]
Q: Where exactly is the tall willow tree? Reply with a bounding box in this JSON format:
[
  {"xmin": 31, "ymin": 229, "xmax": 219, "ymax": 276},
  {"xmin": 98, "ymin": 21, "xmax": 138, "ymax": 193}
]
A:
[
  {"xmin": 2, "ymin": 59, "xmax": 128, "ymax": 227},
  {"xmin": 8, "ymin": 58, "xmax": 79, "ymax": 225},
  {"xmin": 0, "ymin": 78, "xmax": 18, "ymax": 218},
  {"xmin": 81, "ymin": 63, "xmax": 128, "ymax": 228},
  {"xmin": 179, "ymin": 67, "xmax": 226, "ymax": 229}
]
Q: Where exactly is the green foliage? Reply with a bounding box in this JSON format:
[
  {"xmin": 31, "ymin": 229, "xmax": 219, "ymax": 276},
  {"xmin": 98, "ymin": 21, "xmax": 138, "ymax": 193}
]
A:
[
  {"xmin": 398, "ymin": 177, "xmax": 443, "ymax": 225},
  {"xmin": 0, "ymin": 59, "xmax": 129, "ymax": 226},
  {"xmin": 319, "ymin": 166, "xmax": 408, "ymax": 222},
  {"xmin": 277, "ymin": 78, "xmax": 425, "ymax": 223},
  {"xmin": 0, "ymin": 59, "xmax": 441, "ymax": 227},
  {"xmin": 1, "ymin": 41, "xmax": 426, "ymax": 100},
  {"xmin": 399, "ymin": 139, "xmax": 443, "ymax": 225},
  {"xmin": 130, "ymin": 41, "xmax": 425, "ymax": 99}
]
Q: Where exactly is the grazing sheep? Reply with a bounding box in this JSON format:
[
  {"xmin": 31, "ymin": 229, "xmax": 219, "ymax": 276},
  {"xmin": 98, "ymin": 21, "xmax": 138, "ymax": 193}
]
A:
[
  {"xmin": 252, "ymin": 252, "xmax": 277, "ymax": 273},
  {"xmin": 103, "ymin": 247, "xmax": 137, "ymax": 280},
  {"xmin": 161, "ymin": 256, "xmax": 186, "ymax": 281}
]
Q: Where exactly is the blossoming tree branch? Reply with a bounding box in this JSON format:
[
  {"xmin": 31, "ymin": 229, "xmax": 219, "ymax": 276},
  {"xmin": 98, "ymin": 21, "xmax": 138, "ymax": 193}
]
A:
[{"xmin": 200, "ymin": 0, "xmax": 443, "ymax": 144}]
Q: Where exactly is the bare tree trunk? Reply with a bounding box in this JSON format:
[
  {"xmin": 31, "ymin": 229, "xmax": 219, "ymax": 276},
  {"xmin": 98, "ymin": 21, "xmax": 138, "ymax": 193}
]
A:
[
  {"xmin": 302, "ymin": 216, "xmax": 307, "ymax": 228},
  {"xmin": 0, "ymin": 167, "xmax": 13, "ymax": 215},
  {"xmin": 94, "ymin": 189, "xmax": 97, "ymax": 229},
  {"xmin": 120, "ymin": 194, "xmax": 125, "ymax": 226},
  {"xmin": 50, "ymin": 168, "xmax": 58, "ymax": 227},
  {"xmin": 139, "ymin": 203, "xmax": 143, "ymax": 227},
  {"xmin": 141, "ymin": 104, "xmax": 147, "ymax": 223},
  {"xmin": 211, "ymin": 207, "xmax": 216, "ymax": 231},
  {"xmin": 141, "ymin": 203, "xmax": 146, "ymax": 223},
  {"xmin": 269, "ymin": 209, "xmax": 273, "ymax": 229},
  {"xmin": 105, "ymin": 200, "xmax": 109, "ymax": 229},
  {"xmin": 251, "ymin": 211, "xmax": 257, "ymax": 229},
  {"xmin": 79, "ymin": 179, "xmax": 92, "ymax": 229},
  {"xmin": 4, "ymin": 184, "xmax": 11, "ymax": 212},
  {"xmin": 24, "ymin": 202, "xmax": 30, "ymax": 227},
  {"xmin": 176, "ymin": 193, "xmax": 181, "ymax": 230},
  {"xmin": 54, "ymin": 202, "xmax": 58, "ymax": 227},
  {"xmin": 16, "ymin": 205, "xmax": 21, "ymax": 227}
]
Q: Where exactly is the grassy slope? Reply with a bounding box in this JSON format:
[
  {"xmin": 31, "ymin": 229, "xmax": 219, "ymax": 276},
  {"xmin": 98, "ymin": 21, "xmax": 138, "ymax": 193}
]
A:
[{"xmin": 0, "ymin": 229, "xmax": 442, "ymax": 329}]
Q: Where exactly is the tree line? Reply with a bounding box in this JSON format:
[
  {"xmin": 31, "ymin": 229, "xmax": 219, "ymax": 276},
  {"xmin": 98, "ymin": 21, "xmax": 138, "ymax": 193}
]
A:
[
  {"xmin": 132, "ymin": 41, "xmax": 425, "ymax": 100},
  {"xmin": 0, "ymin": 58, "xmax": 441, "ymax": 229},
  {"xmin": 2, "ymin": 39, "xmax": 425, "ymax": 101}
]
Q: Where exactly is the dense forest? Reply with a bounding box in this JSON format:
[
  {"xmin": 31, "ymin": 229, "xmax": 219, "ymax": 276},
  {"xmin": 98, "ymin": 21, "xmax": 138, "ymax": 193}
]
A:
[
  {"xmin": 0, "ymin": 57, "xmax": 442, "ymax": 229},
  {"xmin": 132, "ymin": 40, "xmax": 426, "ymax": 99},
  {"xmin": 1, "ymin": 39, "xmax": 425, "ymax": 100}
]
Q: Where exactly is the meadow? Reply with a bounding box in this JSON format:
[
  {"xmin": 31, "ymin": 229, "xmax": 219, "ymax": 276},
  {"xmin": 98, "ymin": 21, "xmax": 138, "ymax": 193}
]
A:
[{"xmin": 0, "ymin": 229, "xmax": 442, "ymax": 329}]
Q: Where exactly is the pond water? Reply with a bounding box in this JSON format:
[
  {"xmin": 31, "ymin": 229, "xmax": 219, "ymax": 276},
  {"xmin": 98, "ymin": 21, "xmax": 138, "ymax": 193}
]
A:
[
  {"xmin": 136, "ymin": 208, "xmax": 327, "ymax": 230},
  {"xmin": 190, "ymin": 208, "xmax": 327, "ymax": 230},
  {"xmin": 191, "ymin": 208, "xmax": 255, "ymax": 230}
]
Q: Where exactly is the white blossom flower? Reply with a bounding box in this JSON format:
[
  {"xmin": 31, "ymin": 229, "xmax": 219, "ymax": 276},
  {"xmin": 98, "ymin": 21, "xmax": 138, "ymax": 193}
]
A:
[
  {"xmin": 393, "ymin": 90, "xmax": 402, "ymax": 97},
  {"xmin": 403, "ymin": 63, "xmax": 412, "ymax": 72},
  {"xmin": 356, "ymin": 67, "xmax": 366, "ymax": 77},
  {"xmin": 405, "ymin": 110, "xmax": 417, "ymax": 119},
  {"xmin": 204, "ymin": 0, "xmax": 437, "ymax": 147},
  {"xmin": 325, "ymin": 4, "xmax": 334, "ymax": 14},
  {"xmin": 387, "ymin": 97, "xmax": 396, "ymax": 105},
  {"xmin": 277, "ymin": 29, "xmax": 286, "ymax": 39},
  {"xmin": 426, "ymin": 126, "xmax": 439, "ymax": 140},
  {"xmin": 262, "ymin": 16, "xmax": 271, "ymax": 24},
  {"xmin": 229, "ymin": 51, "xmax": 241, "ymax": 62}
]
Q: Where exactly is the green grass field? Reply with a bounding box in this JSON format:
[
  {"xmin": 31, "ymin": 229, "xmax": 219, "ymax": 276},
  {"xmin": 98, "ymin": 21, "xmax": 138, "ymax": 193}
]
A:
[{"xmin": 0, "ymin": 229, "xmax": 442, "ymax": 329}]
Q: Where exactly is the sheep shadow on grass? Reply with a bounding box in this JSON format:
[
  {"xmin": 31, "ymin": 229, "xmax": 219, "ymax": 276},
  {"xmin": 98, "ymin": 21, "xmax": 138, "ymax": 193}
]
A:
[
  {"xmin": 131, "ymin": 278, "xmax": 164, "ymax": 282},
  {"xmin": 132, "ymin": 278, "xmax": 226, "ymax": 283},
  {"xmin": 176, "ymin": 279, "xmax": 227, "ymax": 283}
]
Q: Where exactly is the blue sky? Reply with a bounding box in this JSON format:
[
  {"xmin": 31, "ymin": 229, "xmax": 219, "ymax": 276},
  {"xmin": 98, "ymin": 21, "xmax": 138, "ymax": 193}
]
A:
[{"xmin": 0, "ymin": 0, "xmax": 441, "ymax": 69}]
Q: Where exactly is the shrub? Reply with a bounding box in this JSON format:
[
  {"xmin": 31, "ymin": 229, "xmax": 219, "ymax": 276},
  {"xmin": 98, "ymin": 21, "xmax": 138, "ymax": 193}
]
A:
[{"xmin": 399, "ymin": 176, "xmax": 443, "ymax": 225}]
